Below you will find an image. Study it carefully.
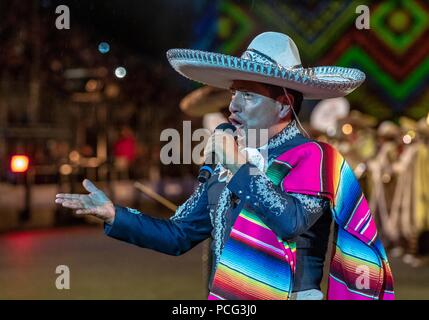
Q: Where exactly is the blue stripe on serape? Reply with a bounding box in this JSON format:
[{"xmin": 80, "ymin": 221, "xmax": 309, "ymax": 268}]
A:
[
  {"xmin": 221, "ymin": 238, "xmax": 292, "ymax": 291},
  {"xmin": 335, "ymin": 228, "xmax": 382, "ymax": 267},
  {"xmin": 373, "ymin": 238, "xmax": 389, "ymax": 261},
  {"xmin": 218, "ymin": 262, "xmax": 289, "ymax": 294},
  {"xmin": 335, "ymin": 164, "xmax": 363, "ymax": 225}
]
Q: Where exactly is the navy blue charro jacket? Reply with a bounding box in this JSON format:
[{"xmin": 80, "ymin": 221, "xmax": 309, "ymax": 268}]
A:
[{"xmin": 104, "ymin": 121, "xmax": 332, "ymax": 292}]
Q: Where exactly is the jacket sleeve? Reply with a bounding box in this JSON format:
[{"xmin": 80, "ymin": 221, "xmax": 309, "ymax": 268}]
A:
[
  {"xmin": 227, "ymin": 163, "xmax": 330, "ymax": 240},
  {"xmin": 104, "ymin": 182, "xmax": 213, "ymax": 256}
]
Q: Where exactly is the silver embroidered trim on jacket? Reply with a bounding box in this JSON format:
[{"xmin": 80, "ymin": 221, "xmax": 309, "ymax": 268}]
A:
[
  {"xmin": 250, "ymin": 174, "xmax": 287, "ymax": 216},
  {"xmin": 211, "ymin": 187, "xmax": 231, "ymax": 267},
  {"xmin": 289, "ymin": 193, "xmax": 325, "ymax": 215},
  {"xmin": 170, "ymin": 183, "xmax": 205, "ymax": 221},
  {"xmin": 126, "ymin": 207, "xmax": 141, "ymax": 215},
  {"xmin": 268, "ymin": 120, "xmax": 301, "ymax": 149}
]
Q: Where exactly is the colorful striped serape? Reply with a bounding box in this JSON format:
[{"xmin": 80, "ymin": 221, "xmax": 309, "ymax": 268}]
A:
[{"xmin": 209, "ymin": 141, "xmax": 394, "ymax": 300}]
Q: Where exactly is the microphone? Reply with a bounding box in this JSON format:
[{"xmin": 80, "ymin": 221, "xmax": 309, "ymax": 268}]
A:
[{"xmin": 198, "ymin": 122, "xmax": 237, "ymax": 183}]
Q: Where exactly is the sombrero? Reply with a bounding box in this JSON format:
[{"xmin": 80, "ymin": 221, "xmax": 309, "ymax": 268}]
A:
[
  {"xmin": 167, "ymin": 32, "xmax": 366, "ymax": 100},
  {"xmin": 179, "ymin": 86, "xmax": 231, "ymax": 117},
  {"xmin": 310, "ymin": 97, "xmax": 350, "ymax": 133}
]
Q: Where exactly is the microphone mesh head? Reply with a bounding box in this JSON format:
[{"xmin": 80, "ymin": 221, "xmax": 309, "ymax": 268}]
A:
[{"xmin": 215, "ymin": 122, "xmax": 236, "ymax": 132}]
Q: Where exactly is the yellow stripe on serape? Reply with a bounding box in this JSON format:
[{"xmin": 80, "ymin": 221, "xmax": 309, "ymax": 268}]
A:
[{"xmin": 216, "ymin": 263, "xmax": 290, "ymax": 300}]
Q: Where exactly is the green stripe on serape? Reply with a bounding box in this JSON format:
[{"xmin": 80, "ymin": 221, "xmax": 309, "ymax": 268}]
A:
[
  {"xmin": 266, "ymin": 162, "xmax": 290, "ymax": 186},
  {"xmin": 240, "ymin": 208, "xmax": 271, "ymax": 230},
  {"xmin": 264, "ymin": 161, "xmax": 297, "ymax": 253}
]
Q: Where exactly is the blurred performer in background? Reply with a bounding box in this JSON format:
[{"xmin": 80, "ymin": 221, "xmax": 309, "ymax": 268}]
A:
[
  {"xmin": 113, "ymin": 126, "xmax": 137, "ymax": 180},
  {"xmin": 56, "ymin": 32, "xmax": 394, "ymax": 300},
  {"xmin": 335, "ymin": 110, "xmax": 377, "ymax": 176},
  {"xmin": 179, "ymin": 85, "xmax": 231, "ymax": 132},
  {"xmin": 413, "ymin": 119, "xmax": 429, "ymax": 256},
  {"xmin": 389, "ymin": 118, "xmax": 429, "ymax": 267},
  {"xmin": 368, "ymin": 121, "xmax": 400, "ymax": 245}
]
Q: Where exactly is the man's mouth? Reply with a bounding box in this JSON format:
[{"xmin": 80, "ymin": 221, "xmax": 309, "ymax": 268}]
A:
[{"xmin": 229, "ymin": 116, "xmax": 243, "ymax": 127}]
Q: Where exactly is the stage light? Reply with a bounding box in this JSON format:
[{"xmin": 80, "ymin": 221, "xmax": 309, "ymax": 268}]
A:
[
  {"xmin": 69, "ymin": 150, "xmax": 80, "ymax": 163},
  {"xmin": 114, "ymin": 67, "xmax": 127, "ymax": 78},
  {"xmin": 11, "ymin": 155, "xmax": 29, "ymax": 173},
  {"xmin": 98, "ymin": 42, "xmax": 110, "ymax": 54},
  {"xmin": 59, "ymin": 164, "xmax": 73, "ymax": 175},
  {"xmin": 342, "ymin": 123, "xmax": 353, "ymax": 135},
  {"xmin": 403, "ymin": 134, "xmax": 412, "ymax": 144},
  {"xmin": 85, "ymin": 79, "xmax": 100, "ymax": 92}
]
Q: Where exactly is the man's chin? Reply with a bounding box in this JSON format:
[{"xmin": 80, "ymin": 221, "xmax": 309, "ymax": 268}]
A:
[
  {"xmin": 236, "ymin": 125, "xmax": 246, "ymax": 136},
  {"xmin": 238, "ymin": 126, "xmax": 266, "ymax": 133},
  {"xmin": 237, "ymin": 126, "xmax": 270, "ymax": 148}
]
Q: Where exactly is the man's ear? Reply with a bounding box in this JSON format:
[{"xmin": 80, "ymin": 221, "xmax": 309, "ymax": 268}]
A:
[
  {"xmin": 277, "ymin": 93, "xmax": 294, "ymax": 106},
  {"xmin": 278, "ymin": 103, "xmax": 291, "ymax": 119}
]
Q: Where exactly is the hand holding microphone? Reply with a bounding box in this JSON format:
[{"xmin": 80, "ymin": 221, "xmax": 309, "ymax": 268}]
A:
[{"xmin": 199, "ymin": 123, "xmax": 247, "ymax": 183}]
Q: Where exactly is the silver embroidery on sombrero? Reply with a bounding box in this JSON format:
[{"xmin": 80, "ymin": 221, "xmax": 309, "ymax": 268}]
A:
[
  {"xmin": 170, "ymin": 183, "xmax": 205, "ymax": 221},
  {"xmin": 166, "ymin": 48, "xmax": 366, "ymax": 97},
  {"xmin": 268, "ymin": 120, "xmax": 301, "ymax": 150},
  {"xmin": 241, "ymin": 48, "xmax": 303, "ymax": 71}
]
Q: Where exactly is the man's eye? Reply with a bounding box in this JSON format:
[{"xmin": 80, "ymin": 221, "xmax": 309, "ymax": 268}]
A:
[
  {"xmin": 243, "ymin": 92, "xmax": 253, "ymax": 98},
  {"xmin": 230, "ymin": 89, "xmax": 237, "ymax": 96}
]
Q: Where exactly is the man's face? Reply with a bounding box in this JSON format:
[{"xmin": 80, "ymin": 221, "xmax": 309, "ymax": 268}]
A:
[{"xmin": 228, "ymin": 80, "xmax": 288, "ymax": 133}]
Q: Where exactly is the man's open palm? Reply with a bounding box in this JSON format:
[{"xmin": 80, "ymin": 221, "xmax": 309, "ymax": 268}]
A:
[{"xmin": 55, "ymin": 179, "xmax": 115, "ymax": 224}]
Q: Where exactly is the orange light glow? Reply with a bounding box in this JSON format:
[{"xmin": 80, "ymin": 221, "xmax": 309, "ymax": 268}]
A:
[{"xmin": 11, "ymin": 155, "xmax": 29, "ymax": 173}]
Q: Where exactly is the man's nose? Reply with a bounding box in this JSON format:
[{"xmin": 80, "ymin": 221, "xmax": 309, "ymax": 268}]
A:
[{"xmin": 229, "ymin": 94, "xmax": 241, "ymax": 114}]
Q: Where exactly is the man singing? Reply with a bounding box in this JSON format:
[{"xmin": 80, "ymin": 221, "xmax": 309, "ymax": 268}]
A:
[{"xmin": 56, "ymin": 32, "xmax": 394, "ymax": 300}]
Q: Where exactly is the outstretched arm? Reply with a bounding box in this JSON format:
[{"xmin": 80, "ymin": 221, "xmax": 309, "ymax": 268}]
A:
[{"xmin": 56, "ymin": 180, "xmax": 213, "ymax": 256}]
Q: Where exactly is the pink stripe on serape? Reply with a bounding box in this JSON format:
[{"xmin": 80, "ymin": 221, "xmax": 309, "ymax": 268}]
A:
[
  {"xmin": 344, "ymin": 195, "xmax": 367, "ymax": 230},
  {"xmin": 208, "ymin": 293, "xmax": 224, "ymax": 300},
  {"xmin": 360, "ymin": 217, "xmax": 377, "ymax": 238},
  {"xmin": 379, "ymin": 291, "xmax": 395, "ymax": 300},
  {"xmin": 232, "ymin": 215, "xmax": 286, "ymax": 256},
  {"xmin": 343, "ymin": 198, "xmax": 378, "ymax": 245},
  {"xmin": 230, "ymin": 229, "xmax": 286, "ymax": 259},
  {"xmin": 328, "ymin": 276, "xmax": 374, "ymax": 300},
  {"xmin": 353, "ymin": 209, "xmax": 370, "ymax": 232}
]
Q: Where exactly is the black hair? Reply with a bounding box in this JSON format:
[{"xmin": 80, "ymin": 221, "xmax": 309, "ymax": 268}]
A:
[{"xmin": 263, "ymin": 82, "xmax": 303, "ymax": 115}]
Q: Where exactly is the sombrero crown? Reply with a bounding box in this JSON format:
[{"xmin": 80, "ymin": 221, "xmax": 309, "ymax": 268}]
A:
[{"xmin": 167, "ymin": 32, "xmax": 365, "ymax": 100}]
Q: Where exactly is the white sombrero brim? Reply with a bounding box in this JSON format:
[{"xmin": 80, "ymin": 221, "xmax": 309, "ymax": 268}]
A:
[{"xmin": 167, "ymin": 49, "xmax": 366, "ymax": 100}]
